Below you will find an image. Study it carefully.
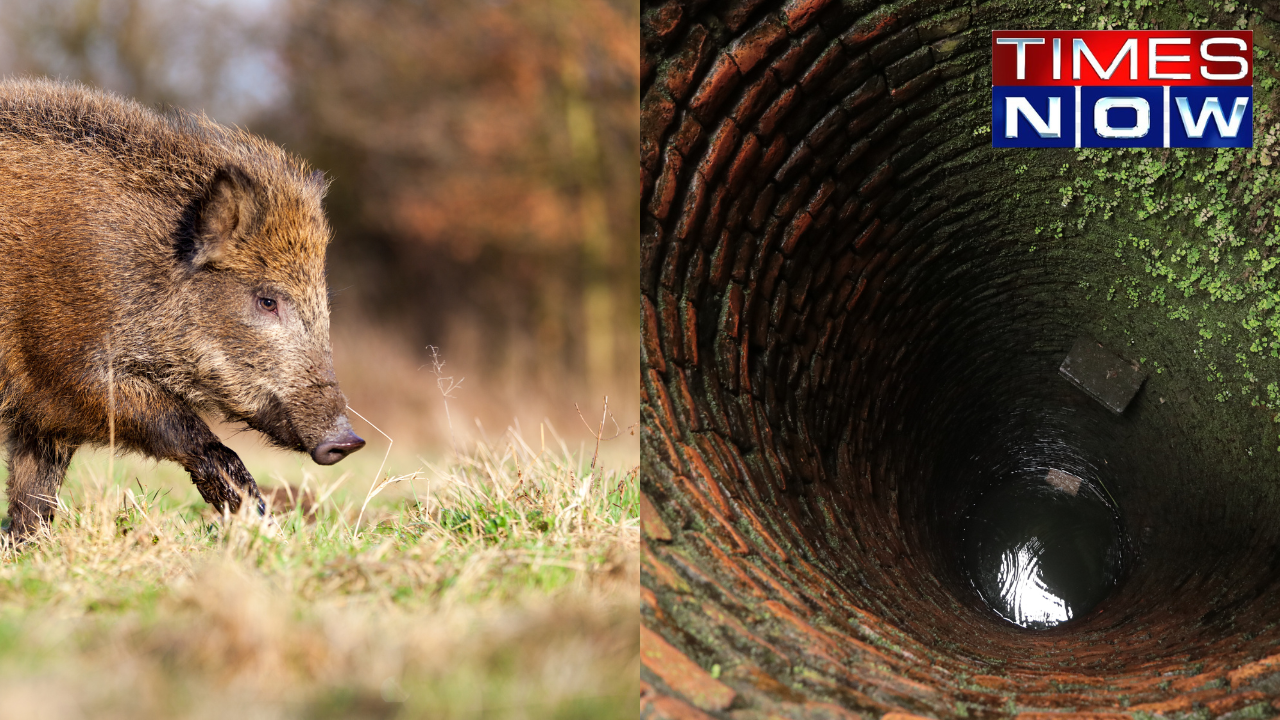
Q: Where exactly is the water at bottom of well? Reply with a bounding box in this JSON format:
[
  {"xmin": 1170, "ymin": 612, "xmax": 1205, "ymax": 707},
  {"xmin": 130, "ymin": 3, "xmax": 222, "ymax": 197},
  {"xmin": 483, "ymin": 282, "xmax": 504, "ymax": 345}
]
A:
[{"xmin": 960, "ymin": 470, "xmax": 1124, "ymax": 629}]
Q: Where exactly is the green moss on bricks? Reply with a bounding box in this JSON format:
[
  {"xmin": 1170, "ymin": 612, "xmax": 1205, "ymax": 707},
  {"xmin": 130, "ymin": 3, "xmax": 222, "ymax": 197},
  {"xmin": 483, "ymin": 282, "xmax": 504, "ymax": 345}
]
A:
[
  {"xmin": 990, "ymin": 0, "xmax": 1280, "ymax": 451},
  {"xmin": 1059, "ymin": 90, "xmax": 1280, "ymax": 445}
]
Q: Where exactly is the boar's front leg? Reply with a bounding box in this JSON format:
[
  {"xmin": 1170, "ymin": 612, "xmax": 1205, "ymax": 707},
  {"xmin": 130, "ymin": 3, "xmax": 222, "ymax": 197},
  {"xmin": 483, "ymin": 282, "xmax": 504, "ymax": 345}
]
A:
[
  {"xmin": 116, "ymin": 391, "xmax": 266, "ymax": 517},
  {"xmin": 5, "ymin": 425, "xmax": 78, "ymax": 540},
  {"xmin": 178, "ymin": 440, "xmax": 267, "ymax": 517}
]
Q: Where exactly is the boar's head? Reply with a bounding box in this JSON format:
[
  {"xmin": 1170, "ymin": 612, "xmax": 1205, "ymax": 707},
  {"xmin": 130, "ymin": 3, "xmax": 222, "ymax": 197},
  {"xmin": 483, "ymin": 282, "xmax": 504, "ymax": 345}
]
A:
[{"xmin": 177, "ymin": 164, "xmax": 364, "ymax": 465}]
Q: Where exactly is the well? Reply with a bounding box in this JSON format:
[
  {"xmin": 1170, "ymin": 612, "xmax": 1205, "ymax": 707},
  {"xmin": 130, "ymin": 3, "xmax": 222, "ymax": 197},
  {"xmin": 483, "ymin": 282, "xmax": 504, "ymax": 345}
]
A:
[{"xmin": 641, "ymin": 1, "xmax": 1280, "ymax": 718}]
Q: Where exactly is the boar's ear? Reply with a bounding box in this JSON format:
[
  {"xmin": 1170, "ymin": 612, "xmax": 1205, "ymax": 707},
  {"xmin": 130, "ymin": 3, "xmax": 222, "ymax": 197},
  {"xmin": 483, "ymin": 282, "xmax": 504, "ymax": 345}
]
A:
[{"xmin": 192, "ymin": 165, "xmax": 258, "ymax": 268}]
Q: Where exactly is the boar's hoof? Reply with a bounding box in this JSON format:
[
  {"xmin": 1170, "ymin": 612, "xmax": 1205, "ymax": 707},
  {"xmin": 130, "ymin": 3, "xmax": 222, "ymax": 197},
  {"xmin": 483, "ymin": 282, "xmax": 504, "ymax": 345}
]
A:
[{"xmin": 311, "ymin": 431, "xmax": 365, "ymax": 465}]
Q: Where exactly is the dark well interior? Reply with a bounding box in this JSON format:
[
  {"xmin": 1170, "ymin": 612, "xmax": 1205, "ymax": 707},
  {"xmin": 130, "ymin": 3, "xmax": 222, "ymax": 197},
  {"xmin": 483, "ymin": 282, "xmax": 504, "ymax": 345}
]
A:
[{"xmin": 642, "ymin": 0, "xmax": 1280, "ymax": 715}]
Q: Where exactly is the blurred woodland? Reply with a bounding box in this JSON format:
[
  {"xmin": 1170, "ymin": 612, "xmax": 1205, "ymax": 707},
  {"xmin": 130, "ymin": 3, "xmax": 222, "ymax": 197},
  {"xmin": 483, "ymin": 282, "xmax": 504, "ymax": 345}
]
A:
[{"xmin": 0, "ymin": 0, "xmax": 640, "ymax": 458}]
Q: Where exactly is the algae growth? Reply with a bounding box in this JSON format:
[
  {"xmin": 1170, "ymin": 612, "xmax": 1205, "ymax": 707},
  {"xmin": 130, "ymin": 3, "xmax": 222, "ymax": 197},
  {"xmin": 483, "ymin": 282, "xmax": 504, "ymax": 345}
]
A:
[{"xmin": 1028, "ymin": 6, "xmax": 1280, "ymax": 449}]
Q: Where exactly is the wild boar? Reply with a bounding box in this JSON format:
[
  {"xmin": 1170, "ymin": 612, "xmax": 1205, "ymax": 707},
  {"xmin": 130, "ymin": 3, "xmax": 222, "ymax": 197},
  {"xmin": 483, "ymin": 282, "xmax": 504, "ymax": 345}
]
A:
[{"xmin": 0, "ymin": 78, "xmax": 364, "ymax": 539}]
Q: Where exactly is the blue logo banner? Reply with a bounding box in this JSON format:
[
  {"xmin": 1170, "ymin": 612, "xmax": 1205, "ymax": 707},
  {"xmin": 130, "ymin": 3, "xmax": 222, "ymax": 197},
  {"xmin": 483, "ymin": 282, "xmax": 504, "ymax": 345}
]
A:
[{"xmin": 993, "ymin": 86, "xmax": 1252, "ymax": 148}]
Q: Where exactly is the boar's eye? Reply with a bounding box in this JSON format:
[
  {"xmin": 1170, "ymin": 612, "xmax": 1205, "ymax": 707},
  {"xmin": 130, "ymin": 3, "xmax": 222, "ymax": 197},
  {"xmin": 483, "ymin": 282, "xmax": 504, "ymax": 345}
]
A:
[{"xmin": 257, "ymin": 296, "xmax": 278, "ymax": 314}]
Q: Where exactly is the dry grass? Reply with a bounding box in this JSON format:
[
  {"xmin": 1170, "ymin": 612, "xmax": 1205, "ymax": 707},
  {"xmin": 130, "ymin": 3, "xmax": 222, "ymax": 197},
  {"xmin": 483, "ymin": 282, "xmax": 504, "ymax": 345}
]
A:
[{"xmin": 0, "ymin": 427, "xmax": 639, "ymax": 719}]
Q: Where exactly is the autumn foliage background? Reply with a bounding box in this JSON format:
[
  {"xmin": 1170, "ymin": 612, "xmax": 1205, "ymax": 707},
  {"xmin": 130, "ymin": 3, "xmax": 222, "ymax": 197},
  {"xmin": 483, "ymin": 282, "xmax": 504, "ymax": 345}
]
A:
[{"xmin": 0, "ymin": 0, "xmax": 641, "ymax": 458}]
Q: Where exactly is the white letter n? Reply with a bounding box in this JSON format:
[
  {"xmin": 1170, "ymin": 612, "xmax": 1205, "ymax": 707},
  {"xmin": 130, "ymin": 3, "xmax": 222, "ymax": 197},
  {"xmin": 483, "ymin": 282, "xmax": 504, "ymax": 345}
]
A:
[{"xmin": 1005, "ymin": 97, "xmax": 1061, "ymax": 138}]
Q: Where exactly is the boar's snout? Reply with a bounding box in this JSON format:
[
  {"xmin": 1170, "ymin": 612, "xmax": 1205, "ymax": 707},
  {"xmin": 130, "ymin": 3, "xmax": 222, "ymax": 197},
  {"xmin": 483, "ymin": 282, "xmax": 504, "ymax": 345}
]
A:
[{"xmin": 312, "ymin": 428, "xmax": 365, "ymax": 465}]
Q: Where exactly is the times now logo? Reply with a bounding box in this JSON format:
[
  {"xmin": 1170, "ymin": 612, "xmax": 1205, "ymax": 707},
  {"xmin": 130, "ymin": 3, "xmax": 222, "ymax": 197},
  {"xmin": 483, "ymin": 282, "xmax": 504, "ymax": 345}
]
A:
[{"xmin": 992, "ymin": 31, "xmax": 1253, "ymax": 148}]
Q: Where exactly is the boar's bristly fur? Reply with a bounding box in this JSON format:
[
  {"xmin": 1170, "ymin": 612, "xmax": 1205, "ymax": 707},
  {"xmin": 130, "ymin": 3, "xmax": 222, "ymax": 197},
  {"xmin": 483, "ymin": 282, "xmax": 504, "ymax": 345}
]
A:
[{"xmin": 0, "ymin": 78, "xmax": 364, "ymax": 540}]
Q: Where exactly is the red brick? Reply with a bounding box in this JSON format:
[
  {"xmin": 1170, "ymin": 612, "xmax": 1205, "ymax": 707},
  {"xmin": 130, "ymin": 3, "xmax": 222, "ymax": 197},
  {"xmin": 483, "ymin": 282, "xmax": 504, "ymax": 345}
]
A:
[
  {"xmin": 789, "ymin": 557, "xmax": 847, "ymax": 608},
  {"xmin": 810, "ymin": 623, "xmax": 895, "ymax": 670},
  {"xmin": 670, "ymin": 112, "xmax": 706, "ymax": 157},
  {"xmin": 882, "ymin": 713, "xmax": 934, "ymax": 720},
  {"xmin": 674, "ymin": 474, "xmax": 751, "ymax": 555},
  {"xmin": 681, "ymin": 444, "xmax": 731, "ymax": 515},
  {"xmin": 702, "ymin": 600, "xmax": 791, "ymax": 666},
  {"xmin": 725, "ymin": 132, "xmax": 763, "ymax": 193},
  {"xmin": 853, "ymin": 218, "xmax": 880, "ymax": 252},
  {"xmin": 641, "ymin": 492, "xmax": 673, "ymax": 541},
  {"xmin": 773, "ymin": 143, "xmax": 812, "ymax": 183},
  {"xmin": 773, "ymin": 176, "xmax": 811, "ymax": 221},
  {"xmin": 661, "ymin": 25, "xmax": 710, "ymax": 102},
  {"xmin": 642, "ymin": 3, "xmax": 685, "ymax": 45},
  {"xmin": 673, "ymin": 169, "xmax": 710, "ymax": 242},
  {"xmin": 1014, "ymin": 695, "xmax": 1114, "ymax": 711},
  {"xmin": 1172, "ymin": 668, "xmax": 1227, "ymax": 691},
  {"xmin": 889, "ymin": 64, "xmax": 941, "ymax": 104},
  {"xmin": 645, "ymin": 369, "xmax": 680, "ymax": 441},
  {"xmin": 918, "ymin": 9, "xmax": 970, "ymax": 42},
  {"xmin": 699, "ymin": 183, "xmax": 730, "ymax": 247},
  {"xmin": 838, "ymin": 7, "xmax": 894, "ymax": 49},
  {"xmin": 731, "ymin": 500, "xmax": 789, "ymax": 562},
  {"xmin": 1016, "ymin": 714, "xmax": 1130, "ymax": 720},
  {"xmin": 1129, "ymin": 696, "xmax": 1194, "ymax": 714},
  {"xmin": 782, "ymin": 0, "xmax": 835, "ymax": 33},
  {"xmin": 641, "ymin": 625, "xmax": 737, "ymax": 712},
  {"xmin": 729, "ymin": 17, "xmax": 788, "ymax": 74},
  {"xmin": 642, "ymin": 89, "xmax": 677, "ymax": 172},
  {"xmin": 641, "ymin": 586, "xmax": 662, "ymax": 618},
  {"xmin": 642, "ymin": 295, "xmax": 667, "ymax": 374},
  {"xmin": 807, "ymin": 179, "xmax": 834, "ymax": 216},
  {"xmin": 798, "ymin": 42, "xmax": 846, "ymax": 93},
  {"xmin": 680, "ymin": 300, "xmax": 699, "ymax": 367},
  {"xmin": 971, "ymin": 674, "xmax": 1017, "ymax": 691},
  {"xmin": 1230, "ymin": 653, "xmax": 1280, "ymax": 688},
  {"xmin": 723, "ymin": 283, "xmax": 745, "ymax": 339},
  {"xmin": 1207, "ymin": 691, "xmax": 1268, "ymax": 715},
  {"xmin": 780, "ymin": 211, "xmax": 812, "ymax": 255},
  {"xmin": 720, "ymin": 0, "xmax": 772, "ymax": 33},
  {"xmin": 698, "ymin": 118, "xmax": 742, "ymax": 185},
  {"xmin": 763, "ymin": 600, "xmax": 846, "ymax": 665},
  {"xmin": 771, "ymin": 26, "xmax": 824, "ymax": 81},
  {"xmin": 731, "ymin": 70, "xmax": 779, "ymax": 125},
  {"xmin": 715, "ymin": 334, "xmax": 739, "ymax": 393},
  {"xmin": 857, "ymin": 193, "xmax": 888, "ymax": 223},
  {"xmin": 693, "ymin": 432, "xmax": 733, "ymax": 485},
  {"xmin": 649, "ymin": 147, "xmax": 683, "ymax": 220},
  {"xmin": 659, "ymin": 287, "xmax": 686, "ymax": 365},
  {"xmin": 660, "ymin": 545, "xmax": 750, "ymax": 609},
  {"xmin": 800, "ymin": 701, "xmax": 868, "ymax": 719},
  {"xmin": 640, "ymin": 86, "xmax": 677, "ymax": 139},
  {"xmin": 689, "ymin": 533, "xmax": 768, "ymax": 601},
  {"xmin": 843, "ymin": 74, "xmax": 886, "ymax": 112},
  {"xmin": 737, "ymin": 556, "xmax": 806, "ymax": 612},
  {"xmin": 858, "ymin": 162, "xmax": 894, "ymax": 197},
  {"xmin": 643, "ymin": 408, "xmax": 686, "ymax": 475},
  {"xmin": 807, "ymin": 106, "xmax": 846, "ymax": 149},
  {"xmin": 671, "ymin": 370, "xmax": 701, "ymax": 431},
  {"xmin": 642, "ymin": 692, "xmax": 719, "ymax": 720},
  {"xmin": 1038, "ymin": 672, "xmax": 1112, "ymax": 688},
  {"xmin": 756, "ymin": 85, "xmax": 799, "ymax": 137},
  {"xmin": 689, "ymin": 53, "xmax": 742, "ymax": 121},
  {"xmin": 643, "ymin": 542, "xmax": 690, "ymax": 592}
]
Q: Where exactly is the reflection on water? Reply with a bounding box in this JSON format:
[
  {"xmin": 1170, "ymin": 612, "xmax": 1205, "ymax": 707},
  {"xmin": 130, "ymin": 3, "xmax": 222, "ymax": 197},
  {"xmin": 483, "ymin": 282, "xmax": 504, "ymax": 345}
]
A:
[
  {"xmin": 997, "ymin": 540, "xmax": 1072, "ymax": 626},
  {"xmin": 961, "ymin": 469, "xmax": 1124, "ymax": 629}
]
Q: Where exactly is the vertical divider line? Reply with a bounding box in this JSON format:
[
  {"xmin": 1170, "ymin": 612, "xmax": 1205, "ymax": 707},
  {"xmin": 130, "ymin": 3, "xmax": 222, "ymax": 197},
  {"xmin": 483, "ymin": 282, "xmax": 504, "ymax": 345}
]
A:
[
  {"xmin": 1164, "ymin": 86, "xmax": 1171, "ymax": 148},
  {"xmin": 1075, "ymin": 86, "xmax": 1082, "ymax": 148}
]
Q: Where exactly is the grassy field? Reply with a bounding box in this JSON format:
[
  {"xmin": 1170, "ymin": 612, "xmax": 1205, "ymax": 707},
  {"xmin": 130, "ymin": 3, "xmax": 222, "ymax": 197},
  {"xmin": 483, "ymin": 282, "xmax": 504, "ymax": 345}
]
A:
[{"xmin": 0, "ymin": 424, "xmax": 639, "ymax": 719}]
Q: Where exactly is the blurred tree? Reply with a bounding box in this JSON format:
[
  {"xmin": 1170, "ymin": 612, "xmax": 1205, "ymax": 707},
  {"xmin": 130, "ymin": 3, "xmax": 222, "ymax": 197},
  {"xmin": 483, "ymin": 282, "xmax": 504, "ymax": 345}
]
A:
[
  {"xmin": 0, "ymin": 0, "xmax": 288, "ymax": 125},
  {"xmin": 274, "ymin": 0, "xmax": 640, "ymax": 402}
]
